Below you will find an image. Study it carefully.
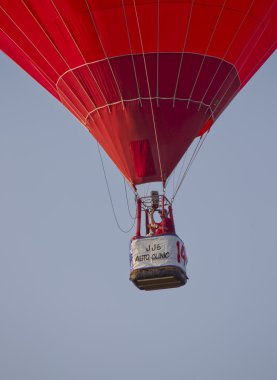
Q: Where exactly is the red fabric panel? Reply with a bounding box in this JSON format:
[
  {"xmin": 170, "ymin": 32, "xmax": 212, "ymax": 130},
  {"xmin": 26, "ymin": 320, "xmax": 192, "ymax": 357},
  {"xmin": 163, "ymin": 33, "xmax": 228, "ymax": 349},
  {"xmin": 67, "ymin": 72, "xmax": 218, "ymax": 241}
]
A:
[
  {"xmin": 1, "ymin": 0, "xmax": 276, "ymax": 185},
  {"xmin": 130, "ymin": 140, "xmax": 156, "ymax": 178}
]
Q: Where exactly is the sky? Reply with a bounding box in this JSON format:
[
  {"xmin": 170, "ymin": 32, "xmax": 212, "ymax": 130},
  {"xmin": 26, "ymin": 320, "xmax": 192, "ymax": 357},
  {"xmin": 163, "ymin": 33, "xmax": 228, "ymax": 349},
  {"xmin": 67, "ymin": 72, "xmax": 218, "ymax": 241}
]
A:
[{"xmin": 0, "ymin": 51, "xmax": 276, "ymax": 380}]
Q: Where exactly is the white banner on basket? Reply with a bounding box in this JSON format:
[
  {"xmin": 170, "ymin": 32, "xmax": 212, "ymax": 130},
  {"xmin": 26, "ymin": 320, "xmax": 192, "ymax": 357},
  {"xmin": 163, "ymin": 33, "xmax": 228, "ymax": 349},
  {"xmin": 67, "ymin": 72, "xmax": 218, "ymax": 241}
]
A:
[{"xmin": 130, "ymin": 234, "xmax": 187, "ymax": 271}]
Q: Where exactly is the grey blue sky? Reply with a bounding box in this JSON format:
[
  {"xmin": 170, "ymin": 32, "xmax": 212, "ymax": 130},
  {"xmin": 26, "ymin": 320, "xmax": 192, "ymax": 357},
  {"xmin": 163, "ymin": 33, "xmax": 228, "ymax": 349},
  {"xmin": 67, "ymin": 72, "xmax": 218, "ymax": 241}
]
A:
[{"xmin": 0, "ymin": 51, "xmax": 276, "ymax": 380}]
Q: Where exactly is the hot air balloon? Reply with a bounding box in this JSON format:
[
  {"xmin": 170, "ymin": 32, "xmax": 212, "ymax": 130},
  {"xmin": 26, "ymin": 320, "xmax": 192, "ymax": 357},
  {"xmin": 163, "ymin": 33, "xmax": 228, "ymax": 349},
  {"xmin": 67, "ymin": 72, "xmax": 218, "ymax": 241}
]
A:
[{"xmin": 1, "ymin": 0, "xmax": 276, "ymax": 290}]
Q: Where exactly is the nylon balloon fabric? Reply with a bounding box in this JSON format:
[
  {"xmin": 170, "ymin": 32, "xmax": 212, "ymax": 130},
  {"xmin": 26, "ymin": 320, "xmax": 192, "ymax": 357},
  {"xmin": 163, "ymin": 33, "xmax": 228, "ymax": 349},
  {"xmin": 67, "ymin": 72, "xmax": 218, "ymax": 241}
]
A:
[{"xmin": 1, "ymin": 0, "xmax": 276, "ymax": 185}]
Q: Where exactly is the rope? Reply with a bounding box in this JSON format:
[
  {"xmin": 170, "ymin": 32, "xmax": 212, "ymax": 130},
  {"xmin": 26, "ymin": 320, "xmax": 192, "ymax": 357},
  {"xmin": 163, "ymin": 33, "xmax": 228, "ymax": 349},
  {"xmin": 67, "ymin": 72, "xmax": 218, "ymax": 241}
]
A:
[
  {"xmin": 133, "ymin": 0, "xmax": 165, "ymax": 185},
  {"xmin": 208, "ymin": 5, "xmax": 274, "ymax": 117},
  {"xmin": 173, "ymin": 151, "xmax": 187, "ymax": 194},
  {"xmin": 97, "ymin": 143, "xmax": 136, "ymax": 233},
  {"xmin": 187, "ymin": 0, "xmax": 228, "ymax": 109},
  {"xmin": 123, "ymin": 177, "xmax": 136, "ymax": 220},
  {"xmin": 223, "ymin": 41, "xmax": 276, "ymax": 116},
  {"xmin": 85, "ymin": 0, "xmax": 125, "ymax": 110},
  {"xmin": 203, "ymin": 0, "xmax": 257, "ymax": 114},
  {"xmin": 173, "ymin": 0, "xmax": 195, "ymax": 106},
  {"xmin": 51, "ymin": 0, "xmax": 107, "ymax": 115},
  {"xmin": 172, "ymin": 167, "xmax": 176, "ymax": 196},
  {"xmin": 122, "ymin": 0, "xmax": 142, "ymax": 106},
  {"xmin": 4, "ymin": 3, "xmax": 88, "ymax": 122},
  {"xmin": 172, "ymin": 130, "xmax": 210, "ymax": 202},
  {"xmin": 156, "ymin": 0, "xmax": 160, "ymax": 106}
]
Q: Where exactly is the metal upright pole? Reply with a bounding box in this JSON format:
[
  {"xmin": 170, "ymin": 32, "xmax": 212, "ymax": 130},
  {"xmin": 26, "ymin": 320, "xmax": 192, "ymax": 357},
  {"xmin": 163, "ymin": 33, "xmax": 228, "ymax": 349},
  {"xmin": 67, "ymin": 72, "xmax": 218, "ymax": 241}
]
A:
[
  {"xmin": 136, "ymin": 198, "xmax": 142, "ymax": 237},
  {"xmin": 145, "ymin": 209, "xmax": 149, "ymax": 235}
]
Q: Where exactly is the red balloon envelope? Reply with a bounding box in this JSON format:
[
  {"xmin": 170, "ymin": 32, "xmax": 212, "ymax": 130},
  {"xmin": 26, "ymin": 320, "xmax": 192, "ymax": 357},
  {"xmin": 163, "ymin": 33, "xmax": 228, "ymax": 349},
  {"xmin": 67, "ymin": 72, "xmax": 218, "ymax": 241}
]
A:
[{"xmin": 1, "ymin": 0, "xmax": 276, "ymax": 186}]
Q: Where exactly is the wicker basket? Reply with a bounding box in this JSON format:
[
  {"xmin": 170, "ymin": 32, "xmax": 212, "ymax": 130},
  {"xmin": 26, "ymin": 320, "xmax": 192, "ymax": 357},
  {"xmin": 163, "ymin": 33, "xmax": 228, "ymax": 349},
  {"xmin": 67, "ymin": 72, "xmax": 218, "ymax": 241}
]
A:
[{"xmin": 130, "ymin": 265, "xmax": 188, "ymax": 291}]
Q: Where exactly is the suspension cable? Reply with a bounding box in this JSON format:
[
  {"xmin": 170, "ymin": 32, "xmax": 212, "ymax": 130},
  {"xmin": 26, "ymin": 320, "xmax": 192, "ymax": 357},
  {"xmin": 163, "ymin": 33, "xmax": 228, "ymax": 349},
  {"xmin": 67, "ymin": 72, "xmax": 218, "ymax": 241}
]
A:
[
  {"xmin": 123, "ymin": 177, "xmax": 136, "ymax": 220},
  {"xmin": 172, "ymin": 130, "xmax": 210, "ymax": 202},
  {"xmin": 173, "ymin": 151, "xmax": 188, "ymax": 195},
  {"xmin": 133, "ymin": 0, "xmax": 165, "ymax": 186},
  {"xmin": 97, "ymin": 142, "xmax": 136, "ymax": 233}
]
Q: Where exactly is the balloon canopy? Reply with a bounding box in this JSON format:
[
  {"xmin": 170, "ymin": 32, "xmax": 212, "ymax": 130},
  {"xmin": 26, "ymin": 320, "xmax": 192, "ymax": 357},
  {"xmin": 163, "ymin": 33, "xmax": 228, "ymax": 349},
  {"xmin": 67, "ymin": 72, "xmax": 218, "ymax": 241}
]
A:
[{"xmin": 1, "ymin": 0, "xmax": 276, "ymax": 186}]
